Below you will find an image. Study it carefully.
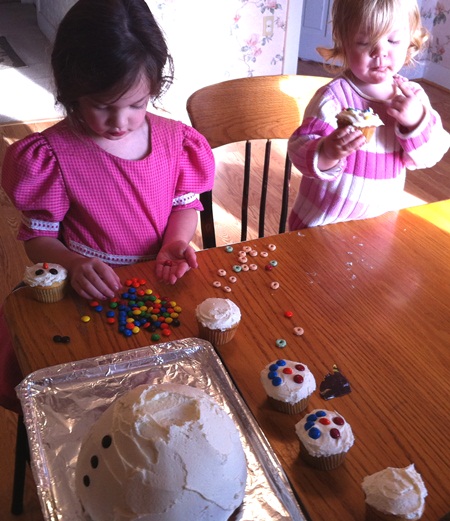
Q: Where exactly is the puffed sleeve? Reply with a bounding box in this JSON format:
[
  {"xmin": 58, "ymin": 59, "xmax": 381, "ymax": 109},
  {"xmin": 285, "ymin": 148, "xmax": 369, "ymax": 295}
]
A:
[
  {"xmin": 1, "ymin": 132, "xmax": 69, "ymax": 241},
  {"xmin": 171, "ymin": 123, "xmax": 215, "ymax": 212}
]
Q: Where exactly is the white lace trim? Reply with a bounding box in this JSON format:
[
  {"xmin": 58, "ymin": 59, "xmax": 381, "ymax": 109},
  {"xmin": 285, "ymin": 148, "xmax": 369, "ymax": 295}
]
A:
[
  {"xmin": 23, "ymin": 216, "xmax": 60, "ymax": 232},
  {"xmin": 172, "ymin": 192, "xmax": 198, "ymax": 207},
  {"xmin": 69, "ymin": 240, "xmax": 156, "ymax": 266}
]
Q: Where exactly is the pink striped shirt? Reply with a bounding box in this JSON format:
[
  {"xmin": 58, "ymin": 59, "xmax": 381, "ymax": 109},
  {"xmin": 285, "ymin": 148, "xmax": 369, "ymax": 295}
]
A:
[
  {"xmin": 2, "ymin": 113, "xmax": 215, "ymax": 265},
  {"xmin": 288, "ymin": 74, "xmax": 450, "ymax": 229}
]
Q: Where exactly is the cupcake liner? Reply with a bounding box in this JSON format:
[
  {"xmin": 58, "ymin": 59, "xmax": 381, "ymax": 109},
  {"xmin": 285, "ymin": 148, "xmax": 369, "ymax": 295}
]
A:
[
  {"xmin": 267, "ymin": 395, "xmax": 310, "ymax": 415},
  {"xmin": 299, "ymin": 441, "xmax": 347, "ymax": 470},
  {"xmin": 361, "ymin": 126, "xmax": 376, "ymax": 142},
  {"xmin": 197, "ymin": 321, "xmax": 239, "ymax": 347},
  {"xmin": 31, "ymin": 281, "xmax": 67, "ymax": 303},
  {"xmin": 365, "ymin": 504, "xmax": 403, "ymax": 520}
]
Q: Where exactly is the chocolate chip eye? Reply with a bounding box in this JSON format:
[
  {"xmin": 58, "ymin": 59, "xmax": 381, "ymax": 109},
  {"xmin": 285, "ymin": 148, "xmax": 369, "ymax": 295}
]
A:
[
  {"xmin": 102, "ymin": 435, "xmax": 112, "ymax": 448},
  {"xmin": 83, "ymin": 475, "xmax": 90, "ymax": 487},
  {"xmin": 49, "ymin": 268, "xmax": 58, "ymax": 275},
  {"xmin": 90, "ymin": 455, "xmax": 99, "ymax": 469},
  {"xmin": 35, "ymin": 269, "xmax": 44, "ymax": 275}
]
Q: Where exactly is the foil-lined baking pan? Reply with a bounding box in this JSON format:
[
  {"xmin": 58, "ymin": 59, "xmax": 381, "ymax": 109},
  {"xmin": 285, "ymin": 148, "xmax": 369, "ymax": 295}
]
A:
[{"xmin": 17, "ymin": 338, "xmax": 308, "ymax": 521}]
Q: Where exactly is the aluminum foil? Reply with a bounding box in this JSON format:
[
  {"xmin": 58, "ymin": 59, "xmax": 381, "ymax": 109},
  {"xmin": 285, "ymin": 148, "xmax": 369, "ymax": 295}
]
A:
[{"xmin": 17, "ymin": 338, "xmax": 307, "ymax": 521}]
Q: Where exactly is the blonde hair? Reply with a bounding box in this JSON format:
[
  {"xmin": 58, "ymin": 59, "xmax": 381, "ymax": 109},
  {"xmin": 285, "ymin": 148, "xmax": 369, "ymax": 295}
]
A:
[{"xmin": 317, "ymin": 0, "xmax": 429, "ymax": 71}]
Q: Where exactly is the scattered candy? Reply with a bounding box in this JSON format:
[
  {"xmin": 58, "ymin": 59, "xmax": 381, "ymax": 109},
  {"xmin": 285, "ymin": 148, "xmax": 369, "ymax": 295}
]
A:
[
  {"xmin": 238, "ymin": 256, "xmax": 248, "ymax": 264},
  {"xmin": 232, "ymin": 265, "xmax": 242, "ymax": 273},
  {"xmin": 265, "ymin": 264, "xmax": 273, "ymax": 271},
  {"xmin": 249, "ymin": 264, "xmax": 258, "ymax": 270},
  {"xmin": 217, "ymin": 269, "xmax": 227, "ymax": 277},
  {"xmin": 53, "ymin": 335, "xmax": 70, "ymax": 343},
  {"xmin": 269, "ymin": 260, "xmax": 278, "ymax": 267},
  {"xmin": 213, "ymin": 281, "xmax": 222, "ymax": 288},
  {"xmin": 276, "ymin": 339, "xmax": 287, "ymax": 348},
  {"xmin": 229, "ymin": 276, "xmax": 237, "ymax": 283},
  {"xmin": 260, "ymin": 251, "xmax": 269, "ymax": 257},
  {"xmin": 270, "ymin": 281, "xmax": 280, "ymax": 290},
  {"xmin": 268, "ymin": 244, "xmax": 276, "ymax": 251},
  {"xmin": 284, "ymin": 310, "xmax": 294, "ymax": 318},
  {"xmin": 241, "ymin": 264, "xmax": 249, "ymax": 271},
  {"xmin": 293, "ymin": 326, "xmax": 304, "ymax": 336},
  {"xmin": 223, "ymin": 286, "xmax": 232, "ymax": 293},
  {"xmin": 249, "ymin": 250, "xmax": 258, "ymax": 257},
  {"xmin": 319, "ymin": 365, "xmax": 352, "ymax": 400},
  {"xmin": 81, "ymin": 315, "xmax": 91, "ymax": 323},
  {"xmin": 243, "ymin": 245, "xmax": 252, "ymax": 252},
  {"xmin": 224, "ymin": 245, "xmax": 233, "ymax": 253}
]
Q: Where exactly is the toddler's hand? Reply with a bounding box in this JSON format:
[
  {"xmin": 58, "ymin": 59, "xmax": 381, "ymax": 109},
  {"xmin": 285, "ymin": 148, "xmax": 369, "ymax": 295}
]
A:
[
  {"xmin": 155, "ymin": 240, "xmax": 198, "ymax": 285},
  {"xmin": 68, "ymin": 257, "xmax": 121, "ymax": 300},
  {"xmin": 319, "ymin": 126, "xmax": 366, "ymax": 171},
  {"xmin": 387, "ymin": 77, "xmax": 425, "ymax": 130}
]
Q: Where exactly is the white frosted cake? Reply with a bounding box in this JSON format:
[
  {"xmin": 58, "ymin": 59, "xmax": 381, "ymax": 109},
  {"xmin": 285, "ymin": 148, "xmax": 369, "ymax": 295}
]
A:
[
  {"xmin": 260, "ymin": 359, "xmax": 316, "ymax": 414},
  {"xmin": 23, "ymin": 262, "xmax": 68, "ymax": 302},
  {"xmin": 362, "ymin": 464, "xmax": 427, "ymax": 520},
  {"xmin": 75, "ymin": 383, "xmax": 247, "ymax": 521},
  {"xmin": 295, "ymin": 409, "xmax": 355, "ymax": 470}
]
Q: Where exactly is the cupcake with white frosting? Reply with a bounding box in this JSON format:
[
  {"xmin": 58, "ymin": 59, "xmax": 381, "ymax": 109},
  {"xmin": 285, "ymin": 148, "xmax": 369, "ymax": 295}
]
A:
[
  {"xmin": 260, "ymin": 359, "xmax": 316, "ymax": 414},
  {"xmin": 195, "ymin": 298, "xmax": 241, "ymax": 346},
  {"xmin": 336, "ymin": 107, "xmax": 384, "ymax": 142},
  {"xmin": 362, "ymin": 464, "xmax": 427, "ymax": 520},
  {"xmin": 295, "ymin": 409, "xmax": 354, "ymax": 470},
  {"xmin": 23, "ymin": 262, "xmax": 68, "ymax": 303}
]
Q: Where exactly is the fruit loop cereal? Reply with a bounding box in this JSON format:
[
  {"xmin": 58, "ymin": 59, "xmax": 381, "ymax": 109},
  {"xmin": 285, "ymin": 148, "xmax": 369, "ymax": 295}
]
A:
[
  {"xmin": 270, "ymin": 282, "xmax": 280, "ymax": 290},
  {"xmin": 217, "ymin": 269, "xmax": 227, "ymax": 277},
  {"xmin": 213, "ymin": 281, "xmax": 222, "ymax": 288}
]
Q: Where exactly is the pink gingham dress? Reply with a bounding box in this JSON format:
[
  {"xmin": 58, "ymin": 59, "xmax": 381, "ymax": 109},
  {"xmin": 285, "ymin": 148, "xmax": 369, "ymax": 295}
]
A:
[{"xmin": 2, "ymin": 112, "xmax": 215, "ymax": 265}]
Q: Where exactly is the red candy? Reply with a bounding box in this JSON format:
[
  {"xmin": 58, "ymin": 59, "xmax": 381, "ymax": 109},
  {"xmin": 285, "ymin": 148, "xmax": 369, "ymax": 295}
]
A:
[
  {"xmin": 284, "ymin": 310, "xmax": 294, "ymax": 318},
  {"xmin": 295, "ymin": 364, "xmax": 305, "ymax": 371},
  {"xmin": 319, "ymin": 418, "xmax": 331, "ymax": 425},
  {"xmin": 330, "ymin": 428, "xmax": 341, "ymax": 439},
  {"xmin": 293, "ymin": 374, "xmax": 304, "ymax": 384},
  {"xmin": 333, "ymin": 416, "xmax": 345, "ymax": 426},
  {"xmin": 282, "ymin": 367, "xmax": 293, "ymax": 374}
]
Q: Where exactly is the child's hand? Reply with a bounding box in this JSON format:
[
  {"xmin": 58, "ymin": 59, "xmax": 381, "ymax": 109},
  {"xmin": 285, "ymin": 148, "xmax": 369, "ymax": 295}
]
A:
[
  {"xmin": 318, "ymin": 126, "xmax": 366, "ymax": 171},
  {"xmin": 68, "ymin": 257, "xmax": 121, "ymax": 300},
  {"xmin": 155, "ymin": 240, "xmax": 198, "ymax": 285},
  {"xmin": 387, "ymin": 77, "xmax": 425, "ymax": 131}
]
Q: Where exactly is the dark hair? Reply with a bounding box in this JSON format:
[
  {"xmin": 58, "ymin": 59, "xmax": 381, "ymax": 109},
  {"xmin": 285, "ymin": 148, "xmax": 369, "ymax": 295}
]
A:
[{"xmin": 51, "ymin": 0, "xmax": 174, "ymax": 116}]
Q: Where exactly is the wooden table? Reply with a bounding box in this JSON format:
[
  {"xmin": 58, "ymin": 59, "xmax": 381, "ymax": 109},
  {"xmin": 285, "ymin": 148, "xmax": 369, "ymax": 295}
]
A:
[{"xmin": 5, "ymin": 200, "xmax": 450, "ymax": 521}]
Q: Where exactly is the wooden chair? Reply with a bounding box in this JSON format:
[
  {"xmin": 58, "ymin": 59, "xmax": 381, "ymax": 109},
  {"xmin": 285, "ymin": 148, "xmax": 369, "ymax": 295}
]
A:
[
  {"xmin": 0, "ymin": 119, "xmax": 60, "ymax": 515},
  {"xmin": 186, "ymin": 74, "xmax": 330, "ymax": 249}
]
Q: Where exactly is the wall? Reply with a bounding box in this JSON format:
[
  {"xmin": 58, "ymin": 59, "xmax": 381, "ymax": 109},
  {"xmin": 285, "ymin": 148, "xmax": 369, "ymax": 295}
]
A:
[
  {"xmin": 421, "ymin": 0, "xmax": 450, "ymax": 89},
  {"xmin": 33, "ymin": 0, "xmax": 297, "ymax": 119}
]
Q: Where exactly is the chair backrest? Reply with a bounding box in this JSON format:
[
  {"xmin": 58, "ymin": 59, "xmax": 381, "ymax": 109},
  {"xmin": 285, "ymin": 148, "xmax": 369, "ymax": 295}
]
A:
[{"xmin": 186, "ymin": 74, "xmax": 330, "ymax": 248}]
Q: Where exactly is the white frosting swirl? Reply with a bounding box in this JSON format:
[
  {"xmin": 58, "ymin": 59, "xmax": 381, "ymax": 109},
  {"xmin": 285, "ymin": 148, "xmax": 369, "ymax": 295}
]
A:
[
  {"xmin": 260, "ymin": 360, "xmax": 316, "ymax": 405},
  {"xmin": 195, "ymin": 298, "xmax": 241, "ymax": 331},
  {"xmin": 295, "ymin": 409, "xmax": 355, "ymax": 457},
  {"xmin": 76, "ymin": 383, "xmax": 247, "ymax": 521},
  {"xmin": 337, "ymin": 107, "xmax": 384, "ymax": 128},
  {"xmin": 23, "ymin": 263, "xmax": 67, "ymax": 287},
  {"xmin": 362, "ymin": 464, "xmax": 428, "ymax": 520}
]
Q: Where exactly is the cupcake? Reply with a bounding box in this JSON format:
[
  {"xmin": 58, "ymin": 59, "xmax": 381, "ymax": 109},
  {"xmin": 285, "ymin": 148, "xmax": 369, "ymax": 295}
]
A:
[
  {"xmin": 23, "ymin": 262, "xmax": 68, "ymax": 303},
  {"xmin": 336, "ymin": 107, "xmax": 384, "ymax": 142},
  {"xmin": 260, "ymin": 359, "xmax": 316, "ymax": 414},
  {"xmin": 295, "ymin": 409, "xmax": 354, "ymax": 470},
  {"xmin": 195, "ymin": 298, "xmax": 241, "ymax": 346},
  {"xmin": 362, "ymin": 464, "xmax": 427, "ymax": 520}
]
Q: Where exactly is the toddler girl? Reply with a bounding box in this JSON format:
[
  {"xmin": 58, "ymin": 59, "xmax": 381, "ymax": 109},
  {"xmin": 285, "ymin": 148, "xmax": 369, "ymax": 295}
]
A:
[
  {"xmin": 288, "ymin": 0, "xmax": 450, "ymax": 229},
  {"xmin": 0, "ymin": 0, "xmax": 214, "ymax": 412}
]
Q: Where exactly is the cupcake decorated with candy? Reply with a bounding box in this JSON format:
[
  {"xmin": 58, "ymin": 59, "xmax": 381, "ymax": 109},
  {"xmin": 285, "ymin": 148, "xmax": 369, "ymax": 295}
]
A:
[
  {"xmin": 295, "ymin": 409, "xmax": 354, "ymax": 470},
  {"xmin": 260, "ymin": 359, "xmax": 316, "ymax": 414},
  {"xmin": 23, "ymin": 262, "xmax": 68, "ymax": 303}
]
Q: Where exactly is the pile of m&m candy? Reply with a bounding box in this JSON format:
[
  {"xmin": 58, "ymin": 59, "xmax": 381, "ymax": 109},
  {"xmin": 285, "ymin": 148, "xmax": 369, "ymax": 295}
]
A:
[{"xmin": 83, "ymin": 278, "xmax": 182, "ymax": 340}]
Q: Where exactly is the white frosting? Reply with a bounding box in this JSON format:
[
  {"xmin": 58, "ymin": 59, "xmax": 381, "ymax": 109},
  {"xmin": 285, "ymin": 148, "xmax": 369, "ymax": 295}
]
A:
[
  {"xmin": 195, "ymin": 298, "xmax": 241, "ymax": 331},
  {"xmin": 75, "ymin": 383, "xmax": 247, "ymax": 521},
  {"xmin": 260, "ymin": 360, "xmax": 316, "ymax": 405},
  {"xmin": 295, "ymin": 409, "xmax": 355, "ymax": 457},
  {"xmin": 362, "ymin": 464, "xmax": 427, "ymax": 520},
  {"xmin": 23, "ymin": 263, "xmax": 67, "ymax": 287},
  {"xmin": 337, "ymin": 107, "xmax": 384, "ymax": 128}
]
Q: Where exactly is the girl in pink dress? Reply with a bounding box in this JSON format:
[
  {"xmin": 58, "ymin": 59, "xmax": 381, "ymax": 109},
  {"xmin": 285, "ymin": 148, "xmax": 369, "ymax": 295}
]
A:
[{"xmin": 0, "ymin": 0, "xmax": 215, "ymax": 412}]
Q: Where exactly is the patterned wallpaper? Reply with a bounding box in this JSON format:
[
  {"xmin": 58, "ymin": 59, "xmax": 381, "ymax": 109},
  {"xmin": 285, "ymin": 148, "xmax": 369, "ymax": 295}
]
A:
[{"xmin": 421, "ymin": 0, "xmax": 450, "ymax": 69}]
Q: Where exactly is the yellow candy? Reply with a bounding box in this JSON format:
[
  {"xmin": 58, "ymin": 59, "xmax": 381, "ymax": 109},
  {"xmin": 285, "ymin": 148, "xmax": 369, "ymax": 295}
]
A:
[{"xmin": 81, "ymin": 315, "xmax": 91, "ymax": 323}]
